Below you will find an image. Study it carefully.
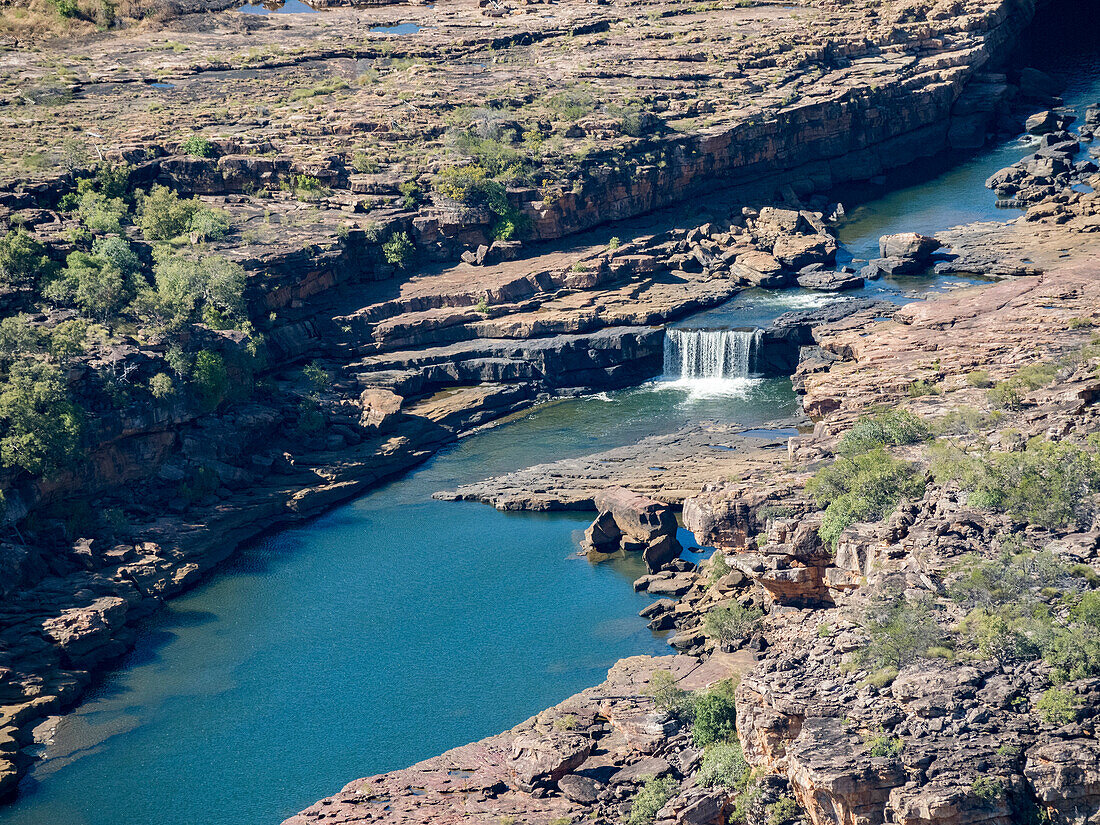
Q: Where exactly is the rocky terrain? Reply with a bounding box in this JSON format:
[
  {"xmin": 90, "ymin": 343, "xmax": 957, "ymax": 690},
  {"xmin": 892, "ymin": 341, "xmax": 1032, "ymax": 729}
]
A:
[{"xmin": 1, "ymin": 0, "xmax": 1099, "ymax": 818}]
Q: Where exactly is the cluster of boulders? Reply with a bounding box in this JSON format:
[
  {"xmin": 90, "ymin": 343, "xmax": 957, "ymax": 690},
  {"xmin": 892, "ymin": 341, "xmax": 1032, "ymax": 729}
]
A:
[{"xmin": 986, "ymin": 103, "xmax": 1100, "ymax": 208}]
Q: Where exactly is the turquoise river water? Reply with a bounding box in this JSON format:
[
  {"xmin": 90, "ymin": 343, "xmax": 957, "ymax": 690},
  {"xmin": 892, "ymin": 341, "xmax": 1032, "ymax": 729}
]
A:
[{"xmin": 3, "ymin": 32, "xmax": 1099, "ymax": 825}]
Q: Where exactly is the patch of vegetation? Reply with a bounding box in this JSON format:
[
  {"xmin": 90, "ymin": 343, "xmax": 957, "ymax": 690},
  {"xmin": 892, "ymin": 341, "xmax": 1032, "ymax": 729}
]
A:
[
  {"xmin": 931, "ymin": 437, "xmax": 1100, "ymax": 529},
  {"xmin": 970, "ymin": 776, "xmax": 1003, "ymax": 804},
  {"xmin": 691, "ymin": 679, "xmax": 738, "ymax": 748},
  {"xmin": 857, "ymin": 589, "xmax": 941, "ymax": 670},
  {"xmin": 702, "ymin": 602, "xmax": 763, "ymax": 646},
  {"xmin": 288, "ymin": 77, "xmax": 349, "ymax": 102},
  {"xmin": 180, "ymin": 134, "xmax": 214, "ymax": 157},
  {"xmin": 907, "ymin": 378, "xmax": 940, "ymax": 397},
  {"xmin": 628, "ymin": 775, "xmax": 678, "ymax": 825},
  {"xmin": 0, "ymin": 229, "xmax": 54, "ymax": 289},
  {"xmin": 1036, "ymin": 687, "xmax": 1078, "ymax": 725},
  {"xmin": 382, "ymin": 231, "xmax": 414, "ymax": 269},
  {"xmin": 139, "ymin": 185, "xmax": 231, "ymax": 242},
  {"xmin": 987, "ymin": 361, "xmax": 1059, "ymax": 409},
  {"xmin": 697, "ymin": 740, "xmax": 751, "ymax": 789},
  {"xmin": 864, "ymin": 731, "xmax": 902, "ymax": 758},
  {"xmin": 0, "ymin": 360, "xmax": 83, "ymax": 477},
  {"xmin": 807, "ymin": 448, "xmax": 925, "ymax": 547},
  {"xmin": 766, "ymin": 796, "xmax": 799, "ymax": 825},
  {"xmin": 836, "ymin": 409, "xmax": 930, "ymax": 456}
]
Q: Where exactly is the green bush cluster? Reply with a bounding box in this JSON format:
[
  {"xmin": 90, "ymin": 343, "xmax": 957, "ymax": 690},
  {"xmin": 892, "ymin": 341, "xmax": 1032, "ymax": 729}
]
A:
[
  {"xmin": 0, "ymin": 229, "xmax": 53, "ymax": 289},
  {"xmin": 696, "ymin": 740, "xmax": 751, "ymax": 790},
  {"xmin": 950, "ymin": 550, "xmax": 1100, "ymax": 686},
  {"xmin": 643, "ymin": 672, "xmax": 739, "ymax": 748},
  {"xmin": 836, "ymin": 409, "xmax": 930, "ymax": 456},
  {"xmin": 382, "ymin": 231, "xmax": 414, "ymax": 269},
  {"xmin": 931, "ymin": 437, "xmax": 1100, "ymax": 529},
  {"xmin": 987, "ymin": 362, "xmax": 1059, "ymax": 409},
  {"xmin": 139, "ymin": 185, "xmax": 231, "ymax": 242},
  {"xmin": 807, "ymin": 448, "xmax": 925, "ymax": 547},
  {"xmin": 858, "ymin": 589, "xmax": 942, "ymax": 670},
  {"xmin": 0, "ymin": 360, "xmax": 83, "ymax": 477},
  {"xmin": 628, "ymin": 776, "xmax": 678, "ymax": 825},
  {"xmin": 702, "ymin": 602, "xmax": 763, "ymax": 645}
]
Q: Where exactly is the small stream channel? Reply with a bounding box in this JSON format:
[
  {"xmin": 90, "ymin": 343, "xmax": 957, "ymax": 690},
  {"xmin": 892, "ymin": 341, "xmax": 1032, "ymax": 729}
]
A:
[{"xmin": 2, "ymin": 18, "xmax": 1099, "ymax": 825}]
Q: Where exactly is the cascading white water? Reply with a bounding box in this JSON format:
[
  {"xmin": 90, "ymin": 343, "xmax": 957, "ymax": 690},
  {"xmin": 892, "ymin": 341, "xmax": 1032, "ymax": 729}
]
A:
[{"xmin": 663, "ymin": 328, "xmax": 763, "ymax": 380}]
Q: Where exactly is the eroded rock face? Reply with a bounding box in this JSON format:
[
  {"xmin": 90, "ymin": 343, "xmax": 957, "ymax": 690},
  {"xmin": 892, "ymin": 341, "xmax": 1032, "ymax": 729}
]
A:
[{"xmin": 1025, "ymin": 740, "xmax": 1100, "ymax": 821}]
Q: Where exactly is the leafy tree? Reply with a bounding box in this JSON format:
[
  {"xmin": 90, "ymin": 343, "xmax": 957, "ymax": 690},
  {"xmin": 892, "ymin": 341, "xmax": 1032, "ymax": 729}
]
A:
[
  {"xmin": 0, "ymin": 361, "xmax": 83, "ymax": 476},
  {"xmin": 138, "ymin": 252, "xmax": 245, "ymax": 331},
  {"xmin": 139, "ymin": 185, "xmax": 208, "ymax": 241},
  {"xmin": 382, "ymin": 231, "xmax": 414, "ymax": 268},
  {"xmin": 858, "ymin": 590, "xmax": 941, "ymax": 670},
  {"xmin": 76, "ymin": 190, "xmax": 128, "ymax": 234},
  {"xmin": 0, "ymin": 314, "xmax": 44, "ymax": 369},
  {"xmin": 703, "ymin": 602, "xmax": 763, "ymax": 645},
  {"xmin": 191, "ymin": 350, "xmax": 227, "ymax": 412},
  {"xmin": 149, "ymin": 372, "xmax": 174, "ymax": 399},
  {"xmin": 837, "ymin": 409, "xmax": 930, "ymax": 456},
  {"xmin": 628, "ymin": 776, "xmax": 678, "ymax": 825},
  {"xmin": 807, "ymin": 448, "xmax": 925, "ymax": 547},
  {"xmin": 47, "ymin": 250, "xmax": 131, "ymax": 322},
  {"xmin": 697, "ymin": 741, "xmax": 751, "ymax": 789},
  {"xmin": 691, "ymin": 680, "xmax": 738, "ymax": 748},
  {"xmin": 0, "ymin": 229, "xmax": 52, "ymax": 289},
  {"xmin": 180, "ymin": 134, "xmax": 214, "ymax": 157},
  {"xmin": 933, "ymin": 438, "xmax": 1100, "ymax": 529},
  {"xmin": 1036, "ymin": 687, "xmax": 1078, "ymax": 725},
  {"xmin": 47, "ymin": 319, "xmax": 89, "ymax": 364}
]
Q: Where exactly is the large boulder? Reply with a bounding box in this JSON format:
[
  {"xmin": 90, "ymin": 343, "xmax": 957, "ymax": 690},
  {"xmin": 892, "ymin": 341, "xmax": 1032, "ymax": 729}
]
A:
[
  {"xmin": 879, "ymin": 233, "xmax": 941, "ymax": 261},
  {"xmin": 358, "ymin": 388, "xmax": 403, "ymax": 431},
  {"xmin": 586, "ymin": 487, "xmax": 682, "ymax": 572},
  {"xmin": 593, "ymin": 487, "xmax": 677, "ymax": 545},
  {"xmin": 509, "ymin": 732, "xmax": 593, "ymax": 792},
  {"xmin": 772, "ymin": 234, "xmax": 837, "ymax": 271}
]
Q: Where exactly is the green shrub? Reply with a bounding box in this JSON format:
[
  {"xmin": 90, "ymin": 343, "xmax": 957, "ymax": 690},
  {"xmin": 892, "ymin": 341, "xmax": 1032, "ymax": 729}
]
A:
[
  {"xmin": 76, "ymin": 190, "xmax": 128, "ymax": 234},
  {"xmin": 644, "ymin": 669, "xmax": 693, "ymax": 720},
  {"xmin": 970, "ymin": 776, "xmax": 1003, "ymax": 804},
  {"xmin": 191, "ymin": 350, "xmax": 228, "ymax": 412},
  {"xmin": 138, "ymin": 251, "xmax": 245, "ymax": 330},
  {"xmin": 836, "ymin": 409, "xmax": 930, "ymax": 456},
  {"xmin": 908, "ymin": 379, "xmax": 940, "ymax": 397},
  {"xmin": 703, "ymin": 602, "xmax": 763, "ymax": 645},
  {"xmin": 966, "ymin": 369, "xmax": 992, "ymax": 388},
  {"xmin": 399, "ymin": 181, "xmax": 421, "ymax": 210},
  {"xmin": 766, "ymin": 797, "xmax": 799, "ymax": 825},
  {"xmin": 807, "ymin": 448, "xmax": 925, "ymax": 547},
  {"xmin": 988, "ymin": 361, "xmax": 1059, "ymax": 408},
  {"xmin": 932, "ymin": 438, "xmax": 1100, "ymax": 529},
  {"xmin": 863, "ymin": 666, "xmax": 899, "ymax": 688},
  {"xmin": 149, "ymin": 372, "xmax": 175, "ymax": 399},
  {"xmin": 351, "ymin": 151, "xmax": 378, "ymax": 173},
  {"xmin": 46, "ymin": 245, "xmax": 138, "ymax": 322},
  {"xmin": 628, "ymin": 776, "xmax": 678, "ymax": 825},
  {"xmin": 1036, "ymin": 687, "xmax": 1078, "ymax": 725},
  {"xmin": 187, "ymin": 207, "xmax": 231, "ymax": 242},
  {"xmin": 708, "ymin": 552, "xmax": 732, "ymax": 585},
  {"xmin": 858, "ymin": 590, "xmax": 941, "ymax": 670},
  {"xmin": 697, "ymin": 741, "xmax": 751, "ymax": 789},
  {"xmin": 691, "ymin": 679, "xmax": 738, "ymax": 748},
  {"xmin": 864, "ymin": 731, "xmax": 902, "ymax": 758},
  {"xmin": 382, "ymin": 231, "xmax": 414, "ymax": 269},
  {"xmin": 139, "ymin": 185, "xmax": 201, "ymax": 241},
  {"xmin": 0, "ymin": 230, "xmax": 52, "ymax": 289},
  {"xmin": 0, "ymin": 361, "xmax": 84, "ymax": 477},
  {"xmin": 180, "ymin": 134, "xmax": 213, "ymax": 157}
]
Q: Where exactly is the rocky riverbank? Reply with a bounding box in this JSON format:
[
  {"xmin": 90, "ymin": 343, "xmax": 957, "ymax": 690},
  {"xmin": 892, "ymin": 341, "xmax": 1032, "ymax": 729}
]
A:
[{"xmin": 284, "ymin": 264, "xmax": 1100, "ymax": 825}]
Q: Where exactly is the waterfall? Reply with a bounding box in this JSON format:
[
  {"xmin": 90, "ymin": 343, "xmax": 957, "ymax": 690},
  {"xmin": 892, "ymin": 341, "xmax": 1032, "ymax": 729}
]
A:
[{"xmin": 663, "ymin": 328, "xmax": 763, "ymax": 380}]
